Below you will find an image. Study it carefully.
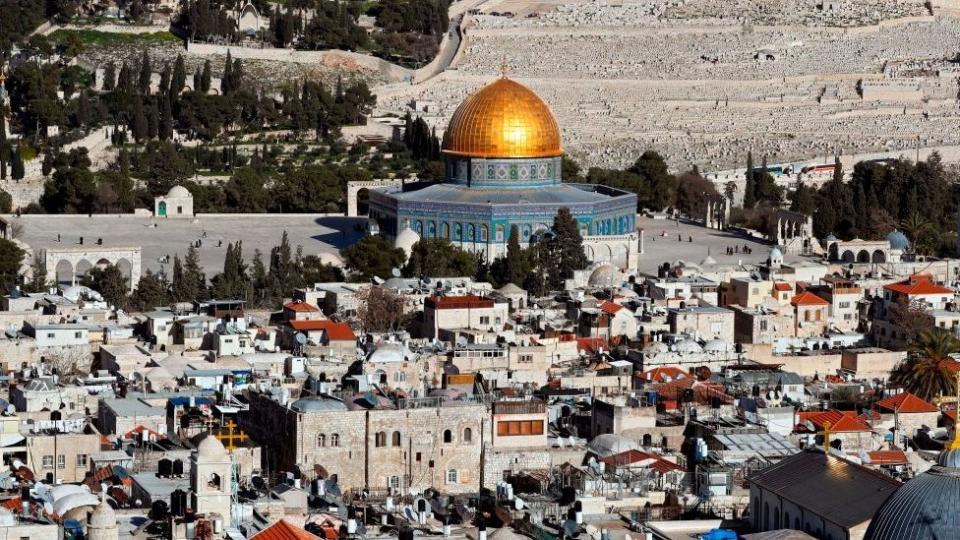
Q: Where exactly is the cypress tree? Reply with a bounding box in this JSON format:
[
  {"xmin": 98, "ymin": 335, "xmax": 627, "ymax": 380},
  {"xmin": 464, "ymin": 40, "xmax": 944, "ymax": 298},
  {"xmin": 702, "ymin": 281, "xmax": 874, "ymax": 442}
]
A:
[
  {"xmin": 147, "ymin": 100, "xmax": 159, "ymax": 139},
  {"xmin": 11, "ymin": 144, "xmax": 25, "ymax": 180},
  {"xmin": 172, "ymin": 54, "xmax": 186, "ymax": 96},
  {"xmin": 193, "ymin": 66, "xmax": 202, "ymax": 93},
  {"xmin": 158, "ymin": 63, "xmax": 171, "ymax": 97},
  {"xmin": 504, "ymin": 225, "xmax": 525, "ymax": 286},
  {"xmin": 201, "ymin": 60, "xmax": 212, "ymax": 93},
  {"xmin": 743, "ymin": 151, "xmax": 756, "ymax": 208},
  {"xmin": 159, "ymin": 97, "xmax": 173, "ymax": 141},
  {"xmin": 132, "ymin": 96, "xmax": 148, "ymax": 142},
  {"xmin": 102, "ymin": 62, "xmax": 116, "ymax": 91},
  {"xmin": 221, "ymin": 51, "xmax": 233, "ymax": 95},
  {"xmin": 138, "ymin": 49, "xmax": 152, "ymax": 95}
]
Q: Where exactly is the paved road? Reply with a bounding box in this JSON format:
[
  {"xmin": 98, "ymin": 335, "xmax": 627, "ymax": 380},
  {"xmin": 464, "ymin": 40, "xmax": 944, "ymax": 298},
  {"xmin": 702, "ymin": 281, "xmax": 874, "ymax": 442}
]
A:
[
  {"xmin": 637, "ymin": 216, "xmax": 773, "ymax": 274},
  {"xmin": 9, "ymin": 213, "xmax": 368, "ymax": 278}
]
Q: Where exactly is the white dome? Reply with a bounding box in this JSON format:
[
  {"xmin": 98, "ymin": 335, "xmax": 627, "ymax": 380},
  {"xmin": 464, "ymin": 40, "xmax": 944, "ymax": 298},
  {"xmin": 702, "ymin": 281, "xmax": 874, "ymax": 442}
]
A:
[
  {"xmin": 673, "ymin": 339, "xmax": 703, "ymax": 353},
  {"xmin": 166, "ymin": 185, "xmax": 191, "ymax": 198},
  {"xmin": 368, "ymin": 341, "xmax": 417, "ymax": 363},
  {"xmin": 643, "ymin": 341, "xmax": 669, "ymax": 354},
  {"xmin": 316, "ymin": 251, "xmax": 343, "ymax": 267},
  {"xmin": 196, "ymin": 434, "xmax": 227, "ymax": 459},
  {"xmin": 704, "ymin": 339, "xmax": 732, "ymax": 353},
  {"xmin": 588, "ymin": 264, "xmax": 621, "ymax": 288},
  {"xmin": 88, "ymin": 499, "xmax": 116, "ymax": 528},
  {"xmin": 769, "ymin": 246, "xmax": 783, "ymax": 259},
  {"xmin": 394, "ymin": 227, "xmax": 420, "ymax": 257},
  {"xmin": 588, "ymin": 434, "xmax": 638, "ymax": 457}
]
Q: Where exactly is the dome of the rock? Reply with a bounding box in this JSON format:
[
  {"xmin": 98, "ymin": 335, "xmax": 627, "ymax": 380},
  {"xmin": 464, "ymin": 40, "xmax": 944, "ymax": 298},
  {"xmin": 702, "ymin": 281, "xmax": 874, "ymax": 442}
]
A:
[{"xmin": 442, "ymin": 77, "xmax": 562, "ymax": 159}]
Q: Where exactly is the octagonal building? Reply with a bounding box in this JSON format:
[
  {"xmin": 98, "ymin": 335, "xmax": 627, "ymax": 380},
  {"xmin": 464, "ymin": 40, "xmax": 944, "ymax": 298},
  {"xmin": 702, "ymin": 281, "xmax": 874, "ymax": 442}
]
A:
[{"xmin": 368, "ymin": 76, "xmax": 640, "ymax": 270}]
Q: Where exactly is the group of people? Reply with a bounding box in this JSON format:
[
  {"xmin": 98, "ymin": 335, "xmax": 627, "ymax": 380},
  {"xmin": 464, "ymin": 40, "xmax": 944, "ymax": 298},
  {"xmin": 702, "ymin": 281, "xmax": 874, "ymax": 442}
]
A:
[{"xmin": 726, "ymin": 245, "xmax": 753, "ymax": 255}]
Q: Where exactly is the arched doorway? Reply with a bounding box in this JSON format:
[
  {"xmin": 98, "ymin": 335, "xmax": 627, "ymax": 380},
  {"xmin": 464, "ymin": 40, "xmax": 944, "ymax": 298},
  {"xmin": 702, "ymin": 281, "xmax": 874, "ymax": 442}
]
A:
[
  {"xmin": 115, "ymin": 258, "xmax": 133, "ymax": 288},
  {"xmin": 857, "ymin": 250, "xmax": 870, "ymax": 263},
  {"xmin": 828, "ymin": 243, "xmax": 839, "ymax": 261},
  {"xmin": 872, "ymin": 250, "xmax": 886, "ymax": 263},
  {"xmin": 55, "ymin": 260, "xmax": 73, "ymax": 286},
  {"xmin": 356, "ymin": 188, "xmax": 370, "ymax": 216},
  {"xmin": 75, "ymin": 259, "xmax": 92, "ymax": 284},
  {"xmin": 158, "ymin": 201, "xmax": 167, "ymax": 217},
  {"xmin": 841, "ymin": 250, "xmax": 855, "ymax": 263}
]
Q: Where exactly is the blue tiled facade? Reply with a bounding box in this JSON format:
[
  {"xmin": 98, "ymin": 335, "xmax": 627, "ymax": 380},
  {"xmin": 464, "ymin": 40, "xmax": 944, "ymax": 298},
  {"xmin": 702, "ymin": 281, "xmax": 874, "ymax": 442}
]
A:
[{"xmin": 369, "ymin": 154, "xmax": 637, "ymax": 254}]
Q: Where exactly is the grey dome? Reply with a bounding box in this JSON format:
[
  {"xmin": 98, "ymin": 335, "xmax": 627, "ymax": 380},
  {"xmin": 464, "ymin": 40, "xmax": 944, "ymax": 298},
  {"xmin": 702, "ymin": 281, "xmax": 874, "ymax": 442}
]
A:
[
  {"xmin": 887, "ymin": 230, "xmax": 910, "ymax": 251},
  {"xmin": 865, "ymin": 437, "xmax": 960, "ymax": 540},
  {"xmin": 864, "ymin": 464, "xmax": 960, "ymax": 539},
  {"xmin": 290, "ymin": 396, "xmax": 348, "ymax": 413},
  {"xmin": 588, "ymin": 264, "xmax": 621, "ymax": 288}
]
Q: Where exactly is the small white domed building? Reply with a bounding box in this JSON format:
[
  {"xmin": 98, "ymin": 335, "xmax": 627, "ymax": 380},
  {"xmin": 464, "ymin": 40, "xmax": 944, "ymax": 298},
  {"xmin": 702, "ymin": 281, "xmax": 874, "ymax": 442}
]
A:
[
  {"xmin": 87, "ymin": 499, "xmax": 118, "ymax": 540},
  {"xmin": 154, "ymin": 185, "xmax": 194, "ymax": 218}
]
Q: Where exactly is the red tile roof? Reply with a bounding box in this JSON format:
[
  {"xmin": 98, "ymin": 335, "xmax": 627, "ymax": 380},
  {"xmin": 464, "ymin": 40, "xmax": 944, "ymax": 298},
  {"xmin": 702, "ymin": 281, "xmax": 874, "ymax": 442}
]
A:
[
  {"xmin": 284, "ymin": 301, "xmax": 319, "ymax": 313},
  {"xmin": 426, "ymin": 295, "xmax": 495, "ymax": 310},
  {"xmin": 884, "ymin": 274, "xmax": 953, "ymax": 296},
  {"xmin": 250, "ymin": 519, "xmax": 322, "ymax": 540},
  {"xmin": 797, "ymin": 409, "xmax": 872, "ymax": 433},
  {"xmin": 774, "ymin": 282, "xmax": 792, "ymax": 292},
  {"xmin": 599, "ymin": 301, "xmax": 624, "ymax": 315},
  {"xmin": 866, "ymin": 449, "xmax": 909, "ymax": 466},
  {"xmin": 576, "ymin": 337, "xmax": 607, "ymax": 352},
  {"xmin": 876, "ymin": 392, "xmax": 938, "ymax": 414},
  {"xmin": 288, "ymin": 320, "xmax": 356, "ymax": 341},
  {"xmin": 601, "ymin": 450, "xmax": 683, "ymax": 473},
  {"xmin": 790, "ymin": 291, "xmax": 829, "ymax": 307}
]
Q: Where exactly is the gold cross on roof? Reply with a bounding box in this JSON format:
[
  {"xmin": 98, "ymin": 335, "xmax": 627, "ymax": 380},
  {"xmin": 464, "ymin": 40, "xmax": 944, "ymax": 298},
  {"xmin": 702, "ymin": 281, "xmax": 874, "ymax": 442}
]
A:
[
  {"xmin": 214, "ymin": 419, "xmax": 248, "ymax": 453},
  {"xmin": 819, "ymin": 421, "xmax": 833, "ymax": 455}
]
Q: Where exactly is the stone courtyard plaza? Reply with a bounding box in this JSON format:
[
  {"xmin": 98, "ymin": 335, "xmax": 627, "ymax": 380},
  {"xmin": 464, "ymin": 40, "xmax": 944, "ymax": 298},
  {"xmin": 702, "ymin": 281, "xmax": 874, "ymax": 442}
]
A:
[
  {"xmin": 8, "ymin": 214, "xmax": 360, "ymax": 279},
  {"xmin": 374, "ymin": 0, "xmax": 960, "ymax": 170}
]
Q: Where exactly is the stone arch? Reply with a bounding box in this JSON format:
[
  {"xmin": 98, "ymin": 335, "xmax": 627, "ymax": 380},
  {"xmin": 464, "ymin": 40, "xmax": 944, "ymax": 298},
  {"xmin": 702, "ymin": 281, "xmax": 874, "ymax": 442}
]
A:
[
  {"xmin": 95, "ymin": 257, "xmax": 112, "ymax": 269},
  {"xmin": 872, "ymin": 249, "xmax": 886, "ymax": 263},
  {"xmin": 356, "ymin": 187, "xmax": 370, "ymax": 216},
  {"xmin": 55, "ymin": 259, "xmax": 73, "ymax": 286},
  {"xmin": 75, "ymin": 259, "xmax": 93, "ymax": 282},
  {"xmin": 584, "ymin": 245, "xmax": 595, "ymax": 260},
  {"xmin": 828, "ymin": 243, "xmax": 839, "ymax": 261},
  {"xmin": 611, "ymin": 243, "xmax": 628, "ymax": 269},
  {"xmin": 856, "ymin": 250, "xmax": 870, "ymax": 263},
  {"xmin": 841, "ymin": 250, "xmax": 855, "ymax": 263},
  {"xmin": 440, "ymin": 222, "xmax": 450, "ymax": 239},
  {"xmin": 346, "ymin": 179, "xmax": 404, "ymax": 217},
  {"xmin": 115, "ymin": 258, "xmax": 133, "ymax": 286}
]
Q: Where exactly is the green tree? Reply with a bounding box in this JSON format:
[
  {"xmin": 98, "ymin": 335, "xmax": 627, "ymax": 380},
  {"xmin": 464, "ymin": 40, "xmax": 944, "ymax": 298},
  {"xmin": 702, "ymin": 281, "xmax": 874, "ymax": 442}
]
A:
[
  {"xmin": 201, "ymin": 60, "xmax": 212, "ymax": 93},
  {"xmin": 674, "ymin": 170, "xmax": 719, "ymax": 218},
  {"xmin": 743, "ymin": 152, "xmax": 756, "ymax": 208},
  {"xmin": 11, "ymin": 144, "xmax": 25, "ymax": 180},
  {"xmin": 171, "ymin": 247, "xmax": 206, "ymax": 302},
  {"xmin": 223, "ymin": 168, "xmax": 270, "ymax": 212},
  {"xmin": 172, "ymin": 54, "xmax": 187, "ymax": 97},
  {"xmin": 890, "ymin": 330, "xmax": 960, "ymax": 401},
  {"xmin": 0, "ymin": 189, "xmax": 12, "ymax": 213},
  {"xmin": 342, "ymin": 235, "xmax": 407, "ymax": 280},
  {"xmin": 542, "ymin": 208, "xmax": 587, "ymax": 290},
  {"xmin": 137, "ymin": 49, "xmax": 152, "ymax": 95},
  {"xmin": 127, "ymin": 269, "xmax": 170, "ymax": 310},
  {"xmin": 403, "ymin": 239, "xmax": 478, "ymax": 278},
  {"xmin": 301, "ymin": 255, "xmax": 345, "ymax": 284},
  {"xmin": 0, "ymin": 239, "xmax": 25, "ymax": 290},
  {"xmin": 789, "ymin": 181, "xmax": 817, "ymax": 215},
  {"xmin": 24, "ymin": 252, "xmax": 48, "ymax": 293},
  {"xmin": 80, "ymin": 264, "xmax": 129, "ymax": 308}
]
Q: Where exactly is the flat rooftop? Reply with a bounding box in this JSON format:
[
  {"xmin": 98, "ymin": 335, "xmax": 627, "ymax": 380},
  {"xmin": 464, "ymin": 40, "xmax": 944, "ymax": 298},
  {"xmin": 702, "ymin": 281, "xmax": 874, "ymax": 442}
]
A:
[{"xmin": 9, "ymin": 214, "xmax": 367, "ymax": 275}]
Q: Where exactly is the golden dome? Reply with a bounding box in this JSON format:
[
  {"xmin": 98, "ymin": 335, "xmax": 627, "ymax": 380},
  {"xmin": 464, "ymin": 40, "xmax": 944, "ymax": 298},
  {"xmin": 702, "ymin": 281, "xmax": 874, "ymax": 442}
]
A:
[{"xmin": 442, "ymin": 77, "xmax": 562, "ymax": 159}]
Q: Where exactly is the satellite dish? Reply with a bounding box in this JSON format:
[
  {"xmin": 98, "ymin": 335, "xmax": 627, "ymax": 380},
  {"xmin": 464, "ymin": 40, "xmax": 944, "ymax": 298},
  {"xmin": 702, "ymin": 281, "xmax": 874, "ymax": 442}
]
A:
[
  {"xmin": 295, "ymin": 333, "xmax": 308, "ymax": 345},
  {"xmin": 391, "ymin": 267, "xmax": 402, "ymax": 278},
  {"xmin": 132, "ymin": 372, "xmax": 143, "ymax": 382},
  {"xmin": 456, "ymin": 336, "xmax": 468, "ymax": 347},
  {"xmin": 5, "ymin": 404, "xmax": 14, "ymax": 415}
]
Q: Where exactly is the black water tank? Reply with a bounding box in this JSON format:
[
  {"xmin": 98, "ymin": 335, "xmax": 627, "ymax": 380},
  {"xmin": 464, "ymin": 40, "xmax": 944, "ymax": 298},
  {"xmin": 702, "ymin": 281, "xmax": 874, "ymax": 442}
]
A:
[
  {"xmin": 158, "ymin": 459, "xmax": 172, "ymax": 478},
  {"xmin": 399, "ymin": 527, "xmax": 415, "ymax": 540},
  {"xmin": 170, "ymin": 489, "xmax": 187, "ymax": 516},
  {"xmin": 172, "ymin": 459, "xmax": 184, "ymax": 477}
]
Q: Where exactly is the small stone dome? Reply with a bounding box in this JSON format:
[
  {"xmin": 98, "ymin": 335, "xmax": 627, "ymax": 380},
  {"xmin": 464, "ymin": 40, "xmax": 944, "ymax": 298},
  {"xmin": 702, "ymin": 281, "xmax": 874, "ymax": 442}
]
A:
[
  {"xmin": 394, "ymin": 226, "xmax": 421, "ymax": 257},
  {"xmin": 643, "ymin": 341, "xmax": 669, "ymax": 354},
  {"xmin": 587, "ymin": 433, "xmax": 638, "ymax": 458},
  {"xmin": 88, "ymin": 499, "xmax": 116, "ymax": 528},
  {"xmin": 673, "ymin": 339, "xmax": 703, "ymax": 353},
  {"xmin": 887, "ymin": 230, "xmax": 910, "ymax": 251},
  {"xmin": 166, "ymin": 185, "xmax": 191, "ymax": 198},
  {"xmin": 196, "ymin": 434, "xmax": 227, "ymax": 459},
  {"xmin": 588, "ymin": 264, "xmax": 621, "ymax": 288},
  {"xmin": 368, "ymin": 341, "xmax": 417, "ymax": 363},
  {"xmin": 704, "ymin": 339, "xmax": 732, "ymax": 353},
  {"xmin": 769, "ymin": 246, "xmax": 783, "ymax": 259}
]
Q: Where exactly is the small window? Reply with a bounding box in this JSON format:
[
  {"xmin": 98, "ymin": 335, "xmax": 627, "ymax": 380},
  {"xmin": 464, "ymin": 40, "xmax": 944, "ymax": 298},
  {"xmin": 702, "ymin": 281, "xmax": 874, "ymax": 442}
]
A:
[
  {"xmin": 46, "ymin": 333, "xmax": 55, "ymax": 339},
  {"xmin": 57, "ymin": 455, "xmax": 65, "ymax": 469},
  {"xmin": 331, "ymin": 434, "xmax": 339, "ymax": 447},
  {"xmin": 389, "ymin": 475, "xmax": 400, "ymax": 489},
  {"xmin": 77, "ymin": 454, "xmax": 88, "ymax": 466},
  {"xmin": 463, "ymin": 427, "xmax": 472, "ymax": 443},
  {"xmin": 446, "ymin": 469, "xmax": 458, "ymax": 484},
  {"xmin": 74, "ymin": 332, "xmax": 82, "ymax": 339},
  {"xmin": 375, "ymin": 432, "xmax": 386, "ymax": 447},
  {"xmin": 443, "ymin": 429, "xmax": 453, "ymax": 443},
  {"xmin": 42, "ymin": 455, "xmax": 54, "ymax": 468},
  {"xmin": 392, "ymin": 431, "xmax": 401, "ymax": 447},
  {"xmin": 318, "ymin": 434, "xmax": 326, "ymax": 447}
]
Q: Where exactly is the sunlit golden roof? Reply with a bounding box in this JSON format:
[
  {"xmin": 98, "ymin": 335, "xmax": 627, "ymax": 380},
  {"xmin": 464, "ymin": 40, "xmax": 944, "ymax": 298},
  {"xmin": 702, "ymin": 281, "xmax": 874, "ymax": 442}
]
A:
[{"xmin": 441, "ymin": 77, "xmax": 562, "ymax": 159}]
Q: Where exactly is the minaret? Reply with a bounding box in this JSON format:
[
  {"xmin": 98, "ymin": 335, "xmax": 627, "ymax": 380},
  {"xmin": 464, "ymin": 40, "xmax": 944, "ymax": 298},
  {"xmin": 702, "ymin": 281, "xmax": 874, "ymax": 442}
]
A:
[
  {"xmin": 191, "ymin": 434, "xmax": 233, "ymax": 527},
  {"xmin": 87, "ymin": 498, "xmax": 118, "ymax": 540}
]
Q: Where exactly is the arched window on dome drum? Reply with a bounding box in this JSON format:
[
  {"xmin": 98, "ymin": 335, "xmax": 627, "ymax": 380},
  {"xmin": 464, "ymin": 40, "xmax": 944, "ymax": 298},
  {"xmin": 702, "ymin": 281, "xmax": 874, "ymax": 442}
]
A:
[
  {"xmin": 606, "ymin": 219, "xmax": 612, "ymax": 235},
  {"xmin": 480, "ymin": 225, "xmax": 488, "ymax": 242},
  {"xmin": 495, "ymin": 224, "xmax": 504, "ymax": 242},
  {"xmin": 441, "ymin": 222, "xmax": 450, "ymax": 239},
  {"xmin": 414, "ymin": 221, "xmax": 423, "ymax": 235},
  {"xmin": 523, "ymin": 225, "xmax": 532, "ymax": 240},
  {"xmin": 466, "ymin": 224, "xmax": 476, "ymax": 242},
  {"xmin": 454, "ymin": 223, "xmax": 462, "ymax": 241},
  {"xmin": 428, "ymin": 221, "xmax": 437, "ymax": 238}
]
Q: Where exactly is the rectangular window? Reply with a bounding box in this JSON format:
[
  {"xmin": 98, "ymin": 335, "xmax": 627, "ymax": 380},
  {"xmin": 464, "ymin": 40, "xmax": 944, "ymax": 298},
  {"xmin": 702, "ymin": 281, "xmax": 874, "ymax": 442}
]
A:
[
  {"xmin": 74, "ymin": 332, "xmax": 82, "ymax": 339},
  {"xmin": 839, "ymin": 302, "xmax": 850, "ymax": 309},
  {"xmin": 415, "ymin": 452, "xmax": 421, "ymax": 462},
  {"xmin": 447, "ymin": 469, "xmax": 458, "ymax": 484},
  {"xmin": 57, "ymin": 455, "xmax": 65, "ymax": 469},
  {"xmin": 42, "ymin": 455, "xmax": 54, "ymax": 468},
  {"xmin": 497, "ymin": 420, "xmax": 544, "ymax": 436},
  {"xmin": 46, "ymin": 333, "xmax": 55, "ymax": 339},
  {"xmin": 519, "ymin": 354, "xmax": 533, "ymax": 363},
  {"xmin": 77, "ymin": 454, "xmax": 88, "ymax": 467},
  {"xmin": 389, "ymin": 476, "xmax": 400, "ymax": 489},
  {"xmin": 480, "ymin": 316, "xmax": 490, "ymax": 325},
  {"xmin": 759, "ymin": 320, "xmax": 768, "ymax": 331}
]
